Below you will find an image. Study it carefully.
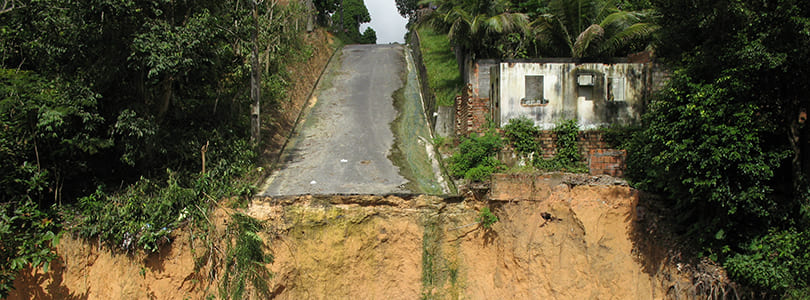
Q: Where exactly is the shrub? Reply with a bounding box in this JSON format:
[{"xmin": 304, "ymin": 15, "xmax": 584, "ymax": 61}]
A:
[
  {"xmin": 219, "ymin": 213, "xmax": 273, "ymax": 300},
  {"xmin": 502, "ymin": 117, "xmax": 540, "ymax": 156},
  {"xmin": 725, "ymin": 228, "xmax": 810, "ymax": 297},
  {"xmin": 478, "ymin": 207, "xmax": 498, "ymax": 229},
  {"xmin": 534, "ymin": 119, "xmax": 587, "ymax": 173},
  {"xmin": 0, "ymin": 200, "xmax": 60, "ymax": 298},
  {"xmin": 599, "ymin": 124, "xmax": 642, "ymax": 150},
  {"xmin": 448, "ymin": 130, "xmax": 503, "ymax": 181}
]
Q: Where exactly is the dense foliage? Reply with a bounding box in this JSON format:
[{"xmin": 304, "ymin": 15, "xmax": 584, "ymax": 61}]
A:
[
  {"xmin": 626, "ymin": 0, "xmax": 810, "ymax": 296},
  {"xmin": 448, "ymin": 129, "xmax": 504, "ymax": 181},
  {"xmin": 502, "ymin": 117, "xmax": 540, "ymax": 156},
  {"xmin": 0, "ymin": 0, "xmax": 312, "ymax": 296},
  {"xmin": 418, "ymin": 0, "xmax": 658, "ymax": 63},
  {"xmin": 219, "ymin": 213, "xmax": 274, "ymax": 300},
  {"xmin": 316, "ymin": 0, "xmax": 376, "ymax": 44}
]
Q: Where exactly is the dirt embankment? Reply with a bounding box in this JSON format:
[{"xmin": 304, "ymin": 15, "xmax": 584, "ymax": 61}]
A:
[
  {"xmin": 12, "ymin": 178, "xmax": 733, "ymax": 299},
  {"xmin": 261, "ymin": 27, "xmax": 336, "ymax": 165}
]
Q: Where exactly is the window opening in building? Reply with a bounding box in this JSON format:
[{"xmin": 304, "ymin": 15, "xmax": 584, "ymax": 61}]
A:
[
  {"xmin": 608, "ymin": 76, "xmax": 625, "ymax": 101},
  {"xmin": 576, "ymin": 72, "xmax": 604, "ymax": 101},
  {"xmin": 521, "ymin": 75, "xmax": 548, "ymax": 106}
]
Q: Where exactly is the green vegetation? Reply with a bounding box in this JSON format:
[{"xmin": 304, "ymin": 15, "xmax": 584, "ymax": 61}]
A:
[
  {"xmin": 447, "ymin": 118, "xmax": 588, "ymax": 181},
  {"xmin": 0, "ymin": 200, "xmax": 60, "ymax": 295},
  {"xmin": 531, "ymin": 0, "xmax": 659, "ymax": 58},
  {"xmin": 447, "ymin": 129, "xmax": 504, "ymax": 181},
  {"xmin": 623, "ymin": 0, "xmax": 810, "ymax": 296},
  {"xmin": 477, "ymin": 207, "xmax": 499, "ymax": 229},
  {"xmin": 0, "ymin": 0, "xmax": 311, "ymax": 296},
  {"xmin": 420, "ymin": 0, "xmax": 657, "ymax": 61},
  {"xmin": 417, "ymin": 0, "xmax": 810, "ymax": 294},
  {"xmin": 420, "ymin": 209, "xmax": 461, "ymax": 299},
  {"xmin": 219, "ymin": 213, "xmax": 273, "ymax": 300},
  {"xmin": 540, "ymin": 119, "xmax": 587, "ymax": 172},
  {"xmin": 421, "ymin": 0, "xmax": 529, "ymax": 60},
  {"xmin": 414, "ymin": 26, "xmax": 463, "ymax": 106},
  {"xmin": 315, "ymin": 0, "xmax": 376, "ymax": 44},
  {"xmin": 502, "ymin": 117, "xmax": 541, "ymax": 156}
]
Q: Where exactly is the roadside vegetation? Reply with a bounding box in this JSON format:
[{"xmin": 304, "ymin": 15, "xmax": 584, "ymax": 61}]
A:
[
  {"xmin": 0, "ymin": 0, "xmax": 333, "ymax": 297},
  {"xmin": 414, "ymin": 26, "xmax": 463, "ymax": 107},
  {"xmin": 409, "ymin": 0, "xmax": 810, "ymax": 296},
  {"xmin": 313, "ymin": 0, "xmax": 377, "ymax": 44},
  {"xmin": 448, "ymin": 118, "xmax": 588, "ymax": 182}
]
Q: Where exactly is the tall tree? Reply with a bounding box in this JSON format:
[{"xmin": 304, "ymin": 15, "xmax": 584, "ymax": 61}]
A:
[
  {"xmin": 423, "ymin": 0, "xmax": 529, "ymax": 78},
  {"xmin": 529, "ymin": 0, "xmax": 658, "ymax": 58},
  {"xmin": 360, "ymin": 27, "xmax": 377, "ymax": 44},
  {"xmin": 396, "ymin": 0, "xmax": 419, "ymax": 19},
  {"xmin": 628, "ymin": 0, "xmax": 810, "ymax": 295}
]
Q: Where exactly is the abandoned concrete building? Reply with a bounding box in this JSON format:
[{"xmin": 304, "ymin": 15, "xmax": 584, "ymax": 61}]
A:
[
  {"xmin": 453, "ymin": 57, "xmax": 668, "ymax": 135},
  {"xmin": 439, "ymin": 56, "xmax": 668, "ymax": 177}
]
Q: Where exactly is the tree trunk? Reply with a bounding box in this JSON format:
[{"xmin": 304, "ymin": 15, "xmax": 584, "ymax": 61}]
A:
[
  {"xmin": 158, "ymin": 75, "xmax": 173, "ymax": 121},
  {"xmin": 250, "ymin": 2, "xmax": 262, "ymax": 146},
  {"xmin": 788, "ymin": 103, "xmax": 809, "ymax": 196}
]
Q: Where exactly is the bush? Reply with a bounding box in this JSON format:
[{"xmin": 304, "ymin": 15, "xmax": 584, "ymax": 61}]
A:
[
  {"xmin": 725, "ymin": 228, "xmax": 810, "ymax": 297},
  {"xmin": 74, "ymin": 139, "xmax": 257, "ymax": 253},
  {"xmin": 219, "ymin": 213, "xmax": 273, "ymax": 300},
  {"xmin": 0, "ymin": 200, "xmax": 60, "ymax": 298},
  {"xmin": 448, "ymin": 130, "xmax": 503, "ymax": 181},
  {"xmin": 534, "ymin": 119, "xmax": 587, "ymax": 173},
  {"xmin": 502, "ymin": 117, "xmax": 540, "ymax": 156},
  {"xmin": 478, "ymin": 207, "xmax": 499, "ymax": 229},
  {"xmin": 599, "ymin": 124, "xmax": 642, "ymax": 150}
]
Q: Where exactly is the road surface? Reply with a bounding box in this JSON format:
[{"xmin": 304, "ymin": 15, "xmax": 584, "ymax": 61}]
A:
[{"xmin": 260, "ymin": 44, "xmax": 446, "ymax": 196}]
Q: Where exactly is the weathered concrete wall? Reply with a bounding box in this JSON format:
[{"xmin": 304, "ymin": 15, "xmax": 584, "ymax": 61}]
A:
[
  {"xmin": 497, "ymin": 62, "xmax": 649, "ymax": 129},
  {"xmin": 435, "ymin": 106, "xmax": 455, "ymax": 138}
]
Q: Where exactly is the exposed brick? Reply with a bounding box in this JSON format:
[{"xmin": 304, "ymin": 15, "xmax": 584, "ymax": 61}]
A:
[{"xmin": 588, "ymin": 149, "xmax": 626, "ymax": 177}]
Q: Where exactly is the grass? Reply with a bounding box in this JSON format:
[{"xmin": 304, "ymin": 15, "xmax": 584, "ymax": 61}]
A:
[
  {"xmin": 416, "ymin": 26, "xmax": 462, "ymax": 107},
  {"xmin": 421, "ymin": 212, "xmax": 445, "ymax": 299}
]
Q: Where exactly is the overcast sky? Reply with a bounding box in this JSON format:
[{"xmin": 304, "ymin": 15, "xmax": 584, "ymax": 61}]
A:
[{"xmin": 360, "ymin": 0, "xmax": 408, "ymax": 44}]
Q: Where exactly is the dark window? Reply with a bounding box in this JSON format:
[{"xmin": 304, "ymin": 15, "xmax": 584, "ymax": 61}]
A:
[{"xmin": 521, "ymin": 75, "xmax": 548, "ymax": 106}]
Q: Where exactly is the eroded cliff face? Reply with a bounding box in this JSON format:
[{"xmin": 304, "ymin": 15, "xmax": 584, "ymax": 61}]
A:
[{"xmin": 11, "ymin": 182, "xmax": 710, "ymax": 300}]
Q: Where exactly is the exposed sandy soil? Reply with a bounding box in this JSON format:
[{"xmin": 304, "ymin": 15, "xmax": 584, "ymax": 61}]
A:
[
  {"xmin": 8, "ymin": 230, "xmax": 207, "ymax": 300},
  {"xmin": 253, "ymin": 196, "xmax": 426, "ymax": 299},
  {"xmin": 446, "ymin": 185, "xmax": 681, "ymax": 299},
  {"xmin": 11, "ymin": 182, "xmax": 730, "ymax": 300}
]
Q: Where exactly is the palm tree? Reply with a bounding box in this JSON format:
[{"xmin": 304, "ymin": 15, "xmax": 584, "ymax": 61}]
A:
[
  {"xmin": 420, "ymin": 0, "xmax": 529, "ymax": 79},
  {"xmin": 530, "ymin": 0, "xmax": 659, "ymax": 58}
]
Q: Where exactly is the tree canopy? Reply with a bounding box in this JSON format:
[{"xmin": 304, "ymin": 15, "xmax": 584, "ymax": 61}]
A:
[
  {"xmin": 626, "ymin": 0, "xmax": 810, "ymax": 295},
  {"xmin": 0, "ymin": 0, "xmax": 311, "ymax": 296}
]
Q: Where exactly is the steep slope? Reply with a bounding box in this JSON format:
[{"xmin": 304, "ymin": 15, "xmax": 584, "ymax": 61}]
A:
[{"xmin": 11, "ymin": 180, "xmax": 730, "ymax": 299}]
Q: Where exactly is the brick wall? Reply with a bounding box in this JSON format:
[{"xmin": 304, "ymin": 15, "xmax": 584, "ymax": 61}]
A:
[
  {"xmin": 455, "ymin": 84, "xmax": 490, "ymax": 136},
  {"xmin": 523, "ymin": 130, "xmax": 627, "ymax": 177},
  {"xmin": 588, "ymin": 149, "xmax": 626, "ymax": 177},
  {"xmin": 536, "ymin": 130, "xmax": 611, "ymax": 159}
]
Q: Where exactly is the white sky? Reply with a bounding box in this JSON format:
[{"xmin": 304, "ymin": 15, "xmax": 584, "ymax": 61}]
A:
[{"xmin": 360, "ymin": 0, "xmax": 409, "ymax": 44}]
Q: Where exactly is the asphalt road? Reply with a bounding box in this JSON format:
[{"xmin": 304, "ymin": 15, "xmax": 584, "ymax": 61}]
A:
[{"xmin": 260, "ymin": 44, "xmax": 431, "ymax": 196}]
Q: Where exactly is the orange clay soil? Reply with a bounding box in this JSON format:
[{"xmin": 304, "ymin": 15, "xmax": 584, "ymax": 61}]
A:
[{"xmin": 10, "ymin": 184, "xmax": 722, "ymax": 300}]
